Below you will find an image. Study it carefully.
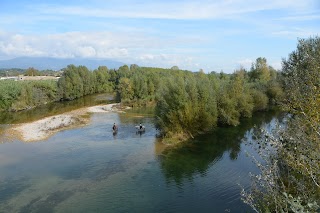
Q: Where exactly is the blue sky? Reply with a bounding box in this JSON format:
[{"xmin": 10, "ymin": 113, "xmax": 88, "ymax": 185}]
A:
[{"xmin": 0, "ymin": 0, "xmax": 319, "ymax": 72}]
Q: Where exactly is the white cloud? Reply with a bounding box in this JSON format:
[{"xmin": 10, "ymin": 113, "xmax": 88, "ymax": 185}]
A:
[
  {"xmin": 236, "ymin": 58, "xmax": 254, "ymax": 69},
  {"xmin": 277, "ymin": 14, "xmax": 320, "ymax": 21},
  {"xmin": 0, "ymin": 31, "xmax": 142, "ymax": 59},
  {"xmin": 0, "ymin": 31, "xmax": 201, "ymax": 70},
  {"xmin": 0, "ymin": 33, "xmax": 44, "ymax": 57},
  {"xmin": 270, "ymin": 61, "xmax": 282, "ymax": 70},
  {"xmin": 139, "ymin": 54, "xmax": 155, "ymax": 60},
  {"xmin": 271, "ymin": 27, "xmax": 319, "ymax": 39},
  {"xmin": 133, "ymin": 53, "xmax": 197, "ymax": 70},
  {"xmin": 236, "ymin": 58, "xmax": 282, "ymax": 70},
  {"xmin": 77, "ymin": 46, "xmax": 96, "ymax": 58},
  {"xmin": 32, "ymin": 0, "xmax": 318, "ymax": 20}
]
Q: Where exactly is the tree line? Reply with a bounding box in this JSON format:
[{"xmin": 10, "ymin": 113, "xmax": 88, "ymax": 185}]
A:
[
  {"xmin": 0, "ymin": 67, "xmax": 62, "ymax": 77},
  {"xmin": 1, "ymin": 56, "xmax": 284, "ymax": 152},
  {"xmin": 0, "ymin": 57, "xmax": 283, "ymax": 122},
  {"xmin": 0, "ymin": 65, "xmax": 114, "ymax": 111}
]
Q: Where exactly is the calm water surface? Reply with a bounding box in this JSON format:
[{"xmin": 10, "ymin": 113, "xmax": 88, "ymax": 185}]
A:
[{"xmin": 0, "ymin": 97, "xmax": 283, "ymax": 212}]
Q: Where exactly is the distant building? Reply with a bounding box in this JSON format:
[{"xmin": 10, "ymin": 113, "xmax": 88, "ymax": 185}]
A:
[
  {"xmin": 0, "ymin": 76, "xmax": 18, "ymax": 81},
  {"xmin": 17, "ymin": 75, "xmax": 60, "ymax": 81},
  {"xmin": 0, "ymin": 75, "xmax": 59, "ymax": 81}
]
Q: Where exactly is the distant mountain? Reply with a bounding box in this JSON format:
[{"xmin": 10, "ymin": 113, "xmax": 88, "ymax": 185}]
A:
[{"xmin": 0, "ymin": 57, "xmax": 125, "ymax": 70}]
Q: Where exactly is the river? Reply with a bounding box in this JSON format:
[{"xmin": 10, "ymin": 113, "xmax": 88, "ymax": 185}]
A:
[{"xmin": 0, "ymin": 94, "xmax": 283, "ymax": 212}]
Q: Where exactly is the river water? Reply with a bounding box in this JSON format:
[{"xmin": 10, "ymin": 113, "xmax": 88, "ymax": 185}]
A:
[{"xmin": 0, "ymin": 95, "xmax": 283, "ymax": 212}]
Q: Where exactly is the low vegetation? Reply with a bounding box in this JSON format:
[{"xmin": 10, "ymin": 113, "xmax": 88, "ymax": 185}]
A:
[{"xmin": 0, "ymin": 80, "xmax": 58, "ymax": 111}]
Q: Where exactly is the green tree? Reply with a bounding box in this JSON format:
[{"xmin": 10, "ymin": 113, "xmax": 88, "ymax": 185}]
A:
[
  {"xmin": 131, "ymin": 73, "xmax": 147, "ymax": 100},
  {"xmin": 93, "ymin": 66, "xmax": 113, "ymax": 93},
  {"xmin": 118, "ymin": 77, "xmax": 134, "ymax": 101},
  {"xmin": 78, "ymin": 65, "xmax": 93, "ymax": 95},
  {"xmin": 24, "ymin": 67, "xmax": 40, "ymax": 76},
  {"xmin": 232, "ymin": 71, "xmax": 254, "ymax": 117},
  {"xmin": 249, "ymin": 57, "xmax": 271, "ymax": 82},
  {"xmin": 155, "ymin": 73, "xmax": 218, "ymax": 141},
  {"xmin": 0, "ymin": 81, "xmax": 22, "ymax": 111},
  {"xmin": 130, "ymin": 64, "xmax": 139, "ymax": 71},
  {"xmin": 171, "ymin": 66, "xmax": 179, "ymax": 70},
  {"xmin": 242, "ymin": 36, "xmax": 320, "ymax": 213},
  {"xmin": 58, "ymin": 65, "xmax": 83, "ymax": 100},
  {"xmin": 118, "ymin": 65, "xmax": 130, "ymax": 78},
  {"xmin": 195, "ymin": 73, "xmax": 218, "ymax": 131},
  {"xmin": 147, "ymin": 80, "xmax": 155, "ymax": 99},
  {"xmin": 281, "ymin": 37, "xmax": 320, "ymax": 194},
  {"xmin": 266, "ymin": 80, "xmax": 284, "ymax": 105},
  {"xmin": 217, "ymin": 82, "xmax": 240, "ymax": 126},
  {"xmin": 251, "ymin": 89, "xmax": 268, "ymax": 111}
]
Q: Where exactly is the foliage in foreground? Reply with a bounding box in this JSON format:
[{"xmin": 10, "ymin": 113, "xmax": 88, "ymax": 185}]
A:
[{"xmin": 242, "ymin": 36, "xmax": 320, "ymax": 212}]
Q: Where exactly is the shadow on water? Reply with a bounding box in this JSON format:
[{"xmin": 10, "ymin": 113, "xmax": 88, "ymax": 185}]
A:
[
  {"xmin": 19, "ymin": 190, "xmax": 75, "ymax": 213},
  {"xmin": 159, "ymin": 110, "xmax": 285, "ymax": 185},
  {"xmin": 0, "ymin": 177, "xmax": 31, "ymax": 202},
  {"xmin": 0, "ymin": 93, "xmax": 114, "ymax": 124}
]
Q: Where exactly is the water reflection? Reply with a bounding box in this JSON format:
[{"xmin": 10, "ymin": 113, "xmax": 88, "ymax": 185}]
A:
[
  {"xmin": 136, "ymin": 130, "xmax": 145, "ymax": 137},
  {"xmin": 159, "ymin": 110, "xmax": 283, "ymax": 185}
]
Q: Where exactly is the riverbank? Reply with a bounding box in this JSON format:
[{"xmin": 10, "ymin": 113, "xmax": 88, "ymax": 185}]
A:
[{"xmin": 10, "ymin": 103, "xmax": 129, "ymax": 142}]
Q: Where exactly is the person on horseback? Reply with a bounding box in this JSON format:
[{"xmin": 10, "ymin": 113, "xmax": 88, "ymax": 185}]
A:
[{"xmin": 113, "ymin": 123, "xmax": 117, "ymax": 131}]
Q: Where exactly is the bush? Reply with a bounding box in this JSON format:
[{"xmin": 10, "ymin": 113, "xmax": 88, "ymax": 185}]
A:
[
  {"xmin": 0, "ymin": 80, "xmax": 58, "ymax": 111},
  {"xmin": 251, "ymin": 90, "xmax": 268, "ymax": 111}
]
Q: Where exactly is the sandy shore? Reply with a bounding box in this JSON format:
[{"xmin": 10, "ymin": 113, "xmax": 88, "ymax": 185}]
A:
[{"xmin": 11, "ymin": 103, "xmax": 128, "ymax": 142}]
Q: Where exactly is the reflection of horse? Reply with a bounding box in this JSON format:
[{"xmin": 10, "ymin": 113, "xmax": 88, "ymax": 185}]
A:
[{"xmin": 112, "ymin": 126, "xmax": 118, "ymax": 135}]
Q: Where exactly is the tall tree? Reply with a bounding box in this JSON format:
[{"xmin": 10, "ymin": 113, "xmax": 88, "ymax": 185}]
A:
[
  {"xmin": 249, "ymin": 57, "xmax": 271, "ymax": 82},
  {"xmin": 242, "ymin": 37, "xmax": 320, "ymax": 213},
  {"xmin": 171, "ymin": 66, "xmax": 179, "ymax": 70},
  {"xmin": 24, "ymin": 67, "xmax": 40, "ymax": 76},
  {"xmin": 118, "ymin": 77, "xmax": 134, "ymax": 101},
  {"xmin": 58, "ymin": 65, "xmax": 83, "ymax": 100}
]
